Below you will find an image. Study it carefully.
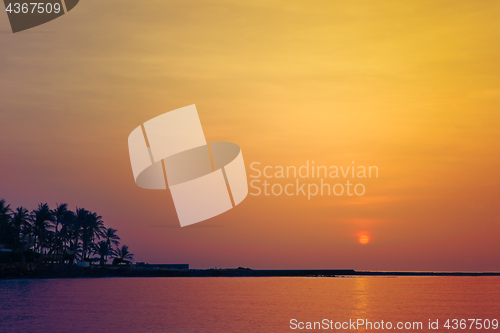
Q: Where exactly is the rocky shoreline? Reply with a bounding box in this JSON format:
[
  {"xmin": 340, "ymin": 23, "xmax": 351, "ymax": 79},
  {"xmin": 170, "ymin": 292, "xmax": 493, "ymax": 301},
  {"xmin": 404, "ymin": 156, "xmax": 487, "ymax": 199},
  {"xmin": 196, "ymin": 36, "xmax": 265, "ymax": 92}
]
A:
[{"xmin": 2, "ymin": 264, "xmax": 500, "ymax": 279}]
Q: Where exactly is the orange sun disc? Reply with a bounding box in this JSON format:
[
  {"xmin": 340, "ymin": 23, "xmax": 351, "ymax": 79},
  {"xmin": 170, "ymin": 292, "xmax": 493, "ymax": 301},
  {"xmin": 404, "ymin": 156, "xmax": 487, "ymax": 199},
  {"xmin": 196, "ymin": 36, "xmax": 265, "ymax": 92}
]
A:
[{"xmin": 359, "ymin": 235, "xmax": 370, "ymax": 244}]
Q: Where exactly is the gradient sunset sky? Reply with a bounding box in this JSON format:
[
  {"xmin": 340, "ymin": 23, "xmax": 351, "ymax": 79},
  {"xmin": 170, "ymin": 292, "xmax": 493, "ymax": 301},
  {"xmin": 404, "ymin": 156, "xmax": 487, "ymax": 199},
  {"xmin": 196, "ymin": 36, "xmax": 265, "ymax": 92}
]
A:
[{"xmin": 1, "ymin": 0, "xmax": 499, "ymax": 270}]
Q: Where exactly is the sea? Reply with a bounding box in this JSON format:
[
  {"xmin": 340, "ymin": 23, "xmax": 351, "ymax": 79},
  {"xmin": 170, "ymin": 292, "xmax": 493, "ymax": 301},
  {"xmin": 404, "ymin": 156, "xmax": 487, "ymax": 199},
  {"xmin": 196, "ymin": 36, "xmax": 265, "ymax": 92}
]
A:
[{"xmin": 1, "ymin": 276, "xmax": 499, "ymax": 332}]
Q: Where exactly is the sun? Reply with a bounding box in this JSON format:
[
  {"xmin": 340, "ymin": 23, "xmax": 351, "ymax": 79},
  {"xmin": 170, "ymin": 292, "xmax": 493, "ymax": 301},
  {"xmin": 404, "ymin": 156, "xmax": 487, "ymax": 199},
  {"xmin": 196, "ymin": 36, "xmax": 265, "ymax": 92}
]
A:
[{"xmin": 358, "ymin": 235, "xmax": 370, "ymax": 245}]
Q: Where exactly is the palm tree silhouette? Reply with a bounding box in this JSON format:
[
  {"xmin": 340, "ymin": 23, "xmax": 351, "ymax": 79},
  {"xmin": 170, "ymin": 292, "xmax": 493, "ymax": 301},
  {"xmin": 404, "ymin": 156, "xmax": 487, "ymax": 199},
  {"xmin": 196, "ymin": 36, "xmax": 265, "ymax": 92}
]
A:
[
  {"xmin": 0, "ymin": 200, "xmax": 13, "ymax": 249},
  {"xmin": 74, "ymin": 207, "xmax": 89, "ymax": 260},
  {"xmin": 52, "ymin": 204, "xmax": 69, "ymax": 258},
  {"xmin": 57, "ymin": 208, "xmax": 76, "ymax": 261},
  {"xmin": 31, "ymin": 203, "xmax": 54, "ymax": 255},
  {"xmin": 0, "ymin": 199, "xmax": 132, "ymax": 266},
  {"xmin": 52, "ymin": 204, "xmax": 68, "ymax": 235},
  {"xmin": 103, "ymin": 228, "xmax": 120, "ymax": 263},
  {"xmin": 0, "ymin": 200, "xmax": 10, "ymax": 219},
  {"xmin": 93, "ymin": 241, "xmax": 116, "ymax": 266},
  {"xmin": 11, "ymin": 207, "xmax": 29, "ymax": 253},
  {"xmin": 88, "ymin": 212, "xmax": 106, "ymax": 244},
  {"xmin": 113, "ymin": 245, "xmax": 134, "ymax": 265},
  {"xmin": 104, "ymin": 228, "xmax": 120, "ymax": 247},
  {"xmin": 78, "ymin": 210, "xmax": 106, "ymax": 261}
]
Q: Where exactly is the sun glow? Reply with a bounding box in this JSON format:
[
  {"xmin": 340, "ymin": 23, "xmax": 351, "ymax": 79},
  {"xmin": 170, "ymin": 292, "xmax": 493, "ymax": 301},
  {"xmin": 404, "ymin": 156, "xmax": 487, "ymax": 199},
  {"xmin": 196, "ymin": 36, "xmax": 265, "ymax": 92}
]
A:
[{"xmin": 358, "ymin": 235, "xmax": 370, "ymax": 245}]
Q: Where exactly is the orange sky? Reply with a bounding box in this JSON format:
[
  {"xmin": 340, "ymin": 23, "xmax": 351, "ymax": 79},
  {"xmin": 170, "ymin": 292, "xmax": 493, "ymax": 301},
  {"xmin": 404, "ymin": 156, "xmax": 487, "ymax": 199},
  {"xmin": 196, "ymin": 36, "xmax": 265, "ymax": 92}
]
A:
[{"xmin": 0, "ymin": 0, "xmax": 499, "ymax": 270}]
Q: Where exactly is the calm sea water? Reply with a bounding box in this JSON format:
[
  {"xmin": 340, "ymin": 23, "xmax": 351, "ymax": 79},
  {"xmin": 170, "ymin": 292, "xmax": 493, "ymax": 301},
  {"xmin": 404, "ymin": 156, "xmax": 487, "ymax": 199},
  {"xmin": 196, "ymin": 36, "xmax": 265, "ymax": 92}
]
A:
[{"xmin": 1, "ymin": 277, "xmax": 499, "ymax": 332}]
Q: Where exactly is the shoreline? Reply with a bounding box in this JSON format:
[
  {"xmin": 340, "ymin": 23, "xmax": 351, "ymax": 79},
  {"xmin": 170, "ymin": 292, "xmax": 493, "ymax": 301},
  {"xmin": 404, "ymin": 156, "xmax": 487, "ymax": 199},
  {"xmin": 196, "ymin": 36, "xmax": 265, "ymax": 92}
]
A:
[{"xmin": 1, "ymin": 264, "xmax": 499, "ymax": 279}]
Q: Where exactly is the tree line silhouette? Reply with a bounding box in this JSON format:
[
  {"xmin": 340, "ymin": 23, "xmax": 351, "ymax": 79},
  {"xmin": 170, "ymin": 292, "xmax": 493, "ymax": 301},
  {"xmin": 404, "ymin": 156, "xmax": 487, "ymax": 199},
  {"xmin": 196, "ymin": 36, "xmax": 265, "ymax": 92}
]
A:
[{"xmin": 0, "ymin": 199, "xmax": 133, "ymax": 265}]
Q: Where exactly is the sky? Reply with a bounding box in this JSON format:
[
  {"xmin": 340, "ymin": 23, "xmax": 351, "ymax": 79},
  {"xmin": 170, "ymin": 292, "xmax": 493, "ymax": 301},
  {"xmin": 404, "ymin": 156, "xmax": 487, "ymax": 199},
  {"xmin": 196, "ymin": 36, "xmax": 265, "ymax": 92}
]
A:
[{"xmin": 0, "ymin": 0, "xmax": 499, "ymax": 270}]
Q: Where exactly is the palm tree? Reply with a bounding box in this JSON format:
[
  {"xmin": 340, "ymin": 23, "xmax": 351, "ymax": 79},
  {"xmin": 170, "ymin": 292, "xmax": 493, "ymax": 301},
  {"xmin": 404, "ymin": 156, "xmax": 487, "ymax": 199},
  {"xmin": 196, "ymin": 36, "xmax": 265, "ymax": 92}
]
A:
[
  {"xmin": 0, "ymin": 199, "xmax": 131, "ymax": 266},
  {"xmin": 31, "ymin": 203, "xmax": 54, "ymax": 255},
  {"xmin": 44, "ymin": 231, "xmax": 60, "ymax": 262},
  {"xmin": 65, "ymin": 240, "xmax": 81, "ymax": 265},
  {"xmin": 113, "ymin": 245, "xmax": 134, "ymax": 265},
  {"xmin": 103, "ymin": 228, "xmax": 120, "ymax": 263},
  {"xmin": 78, "ymin": 210, "xmax": 105, "ymax": 261},
  {"xmin": 0, "ymin": 200, "xmax": 13, "ymax": 249},
  {"xmin": 93, "ymin": 241, "xmax": 116, "ymax": 266},
  {"xmin": 52, "ymin": 203, "xmax": 75, "ymax": 259},
  {"xmin": 0, "ymin": 200, "xmax": 11, "ymax": 220},
  {"xmin": 88, "ymin": 212, "xmax": 106, "ymax": 244},
  {"xmin": 11, "ymin": 207, "xmax": 30, "ymax": 252},
  {"xmin": 75, "ymin": 208, "xmax": 89, "ymax": 261},
  {"xmin": 58, "ymin": 209, "xmax": 76, "ymax": 261},
  {"xmin": 52, "ymin": 204, "xmax": 68, "ymax": 235},
  {"xmin": 104, "ymin": 228, "xmax": 120, "ymax": 247}
]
